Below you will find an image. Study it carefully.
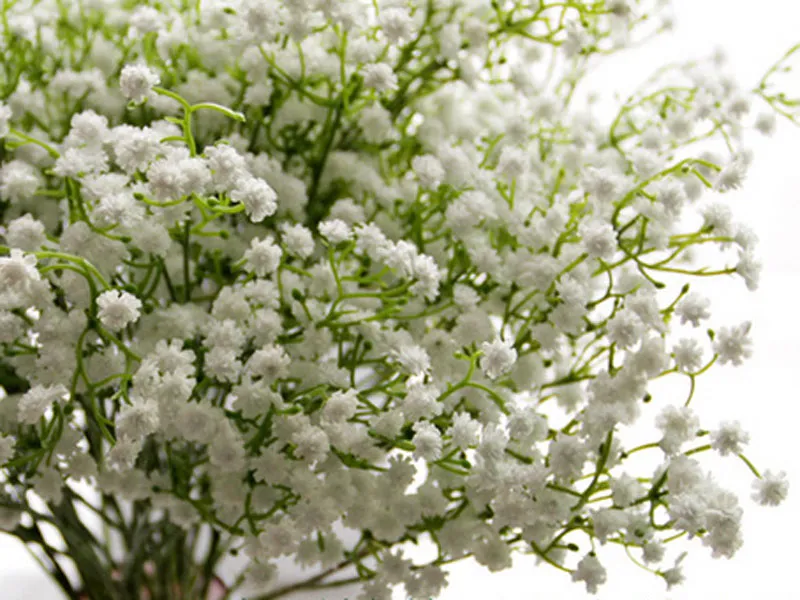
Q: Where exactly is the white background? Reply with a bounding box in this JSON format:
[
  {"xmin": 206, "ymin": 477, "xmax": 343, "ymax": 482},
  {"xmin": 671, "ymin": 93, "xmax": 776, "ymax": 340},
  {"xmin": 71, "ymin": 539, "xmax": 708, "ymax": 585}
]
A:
[{"xmin": 2, "ymin": 0, "xmax": 800, "ymax": 598}]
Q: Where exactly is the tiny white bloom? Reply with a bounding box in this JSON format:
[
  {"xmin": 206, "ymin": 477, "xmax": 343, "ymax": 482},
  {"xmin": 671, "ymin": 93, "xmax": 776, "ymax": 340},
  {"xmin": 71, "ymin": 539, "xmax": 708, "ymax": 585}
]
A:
[
  {"xmin": 120, "ymin": 64, "xmax": 160, "ymax": 104},
  {"xmin": 752, "ymin": 470, "xmax": 789, "ymax": 506},
  {"xmin": 97, "ymin": 290, "xmax": 142, "ymax": 331},
  {"xmin": 479, "ymin": 338, "xmax": 517, "ymax": 379}
]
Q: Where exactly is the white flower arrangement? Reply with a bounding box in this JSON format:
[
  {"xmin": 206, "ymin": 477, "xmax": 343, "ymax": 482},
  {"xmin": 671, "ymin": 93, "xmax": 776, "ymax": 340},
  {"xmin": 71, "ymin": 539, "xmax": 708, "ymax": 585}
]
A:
[{"xmin": 0, "ymin": 0, "xmax": 796, "ymax": 598}]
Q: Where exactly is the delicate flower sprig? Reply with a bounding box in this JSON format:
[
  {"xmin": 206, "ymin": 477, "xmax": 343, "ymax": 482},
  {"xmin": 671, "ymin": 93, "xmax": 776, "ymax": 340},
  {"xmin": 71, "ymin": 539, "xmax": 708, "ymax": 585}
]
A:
[{"xmin": 0, "ymin": 1, "xmax": 792, "ymax": 599}]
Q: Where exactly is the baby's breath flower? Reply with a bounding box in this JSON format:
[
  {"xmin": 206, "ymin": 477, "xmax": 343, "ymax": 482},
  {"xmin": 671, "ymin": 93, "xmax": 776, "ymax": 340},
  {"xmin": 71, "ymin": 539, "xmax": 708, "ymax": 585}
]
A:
[
  {"xmin": 0, "ymin": 1, "xmax": 789, "ymax": 596},
  {"xmin": 120, "ymin": 64, "xmax": 160, "ymax": 104},
  {"xmin": 97, "ymin": 290, "xmax": 142, "ymax": 331},
  {"xmin": 230, "ymin": 176, "xmax": 278, "ymax": 222},
  {"xmin": 713, "ymin": 321, "xmax": 753, "ymax": 366},
  {"xmin": 479, "ymin": 338, "xmax": 517, "ymax": 379},
  {"xmin": 0, "ymin": 102, "xmax": 13, "ymax": 137},
  {"xmin": 752, "ymin": 470, "xmax": 789, "ymax": 506}
]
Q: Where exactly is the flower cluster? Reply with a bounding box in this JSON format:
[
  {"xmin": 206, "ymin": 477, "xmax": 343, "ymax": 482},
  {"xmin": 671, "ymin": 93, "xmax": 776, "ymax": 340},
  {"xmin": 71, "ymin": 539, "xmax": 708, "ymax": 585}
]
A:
[{"xmin": 0, "ymin": 0, "xmax": 794, "ymax": 599}]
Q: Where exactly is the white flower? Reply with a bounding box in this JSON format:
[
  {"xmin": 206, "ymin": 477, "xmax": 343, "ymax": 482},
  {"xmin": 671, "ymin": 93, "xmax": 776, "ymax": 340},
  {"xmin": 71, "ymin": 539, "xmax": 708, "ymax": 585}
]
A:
[
  {"xmin": 755, "ymin": 112, "xmax": 777, "ymax": 136},
  {"xmin": 322, "ymin": 389, "xmax": 359, "ymax": 423},
  {"xmin": 97, "ymin": 290, "xmax": 142, "ymax": 331},
  {"xmin": 362, "ymin": 63, "xmax": 398, "ymax": 92},
  {"xmin": 549, "ymin": 435, "xmax": 588, "ymax": 481},
  {"xmin": 393, "ymin": 344, "xmax": 431, "ymax": 375},
  {"xmin": 0, "ymin": 435, "xmax": 14, "ymax": 465},
  {"xmin": 0, "ymin": 248, "xmax": 40, "ymax": 295},
  {"xmin": 411, "ymin": 422, "xmax": 443, "ymax": 462},
  {"xmin": 410, "ymin": 253, "xmax": 441, "ymax": 301},
  {"xmin": 572, "ymin": 553, "xmax": 607, "ymax": 594},
  {"xmin": 205, "ymin": 144, "xmax": 249, "ymax": 191},
  {"xmin": 710, "ymin": 421, "xmax": 750, "ymax": 456},
  {"xmin": 661, "ymin": 565, "xmax": 685, "ymax": 590},
  {"xmin": 116, "ymin": 396, "xmax": 159, "ymax": 441},
  {"xmin": 672, "ymin": 338, "xmax": 704, "ymax": 372},
  {"xmin": 448, "ymin": 413, "xmax": 481, "ymax": 449},
  {"xmin": 358, "ymin": 103, "xmax": 393, "ymax": 144},
  {"xmin": 642, "ymin": 541, "xmax": 666, "ymax": 564},
  {"xmin": 675, "ymin": 292, "xmax": 711, "ymax": 327},
  {"xmin": 412, "ymin": 155, "xmax": 445, "ymax": 189},
  {"xmin": 579, "ymin": 218, "xmax": 617, "ymax": 260},
  {"xmin": 702, "ymin": 202, "xmax": 735, "ymax": 236},
  {"xmin": 713, "ymin": 321, "xmax": 753, "ymax": 366},
  {"xmin": 291, "ymin": 426, "xmax": 330, "ymax": 464},
  {"xmin": 714, "ymin": 156, "xmax": 748, "ymax": 192},
  {"xmin": 120, "ymin": 64, "xmax": 160, "ymax": 103},
  {"xmin": 245, "ymin": 345, "xmax": 291, "ymax": 382},
  {"xmin": 280, "ymin": 223, "xmax": 315, "ymax": 258},
  {"xmin": 606, "ymin": 308, "xmax": 644, "ymax": 350},
  {"xmin": 479, "ymin": 338, "xmax": 517, "ymax": 379},
  {"xmin": 581, "ymin": 166, "xmax": 624, "ymax": 203},
  {"xmin": 0, "ymin": 102, "xmax": 13, "ymax": 137},
  {"xmin": 379, "ymin": 7, "xmax": 413, "ymax": 43},
  {"xmin": 735, "ymin": 250, "xmax": 761, "ymax": 291},
  {"xmin": 18, "ymin": 384, "xmax": 69, "ymax": 425},
  {"xmin": 752, "ymin": 470, "xmax": 789, "ymax": 506},
  {"xmin": 230, "ymin": 176, "xmax": 278, "ymax": 222},
  {"xmin": 318, "ymin": 219, "xmax": 352, "ymax": 244},
  {"xmin": 656, "ymin": 405, "xmax": 699, "ymax": 455},
  {"xmin": 244, "ymin": 237, "xmax": 282, "ymax": 277},
  {"xmin": 629, "ymin": 335, "xmax": 669, "ymax": 377},
  {"xmin": 611, "ymin": 473, "xmax": 645, "ymax": 508},
  {"xmin": 496, "ymin": 146, "xmax": 528, "ymax": 180}
]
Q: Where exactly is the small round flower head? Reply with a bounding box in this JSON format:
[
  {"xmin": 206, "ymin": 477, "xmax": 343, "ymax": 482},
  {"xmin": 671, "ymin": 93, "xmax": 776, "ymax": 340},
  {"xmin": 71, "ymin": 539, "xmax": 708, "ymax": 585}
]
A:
[
  {"xmin": 479, "ymin": 338, "xmax": 517, "ymax": 379},
  {"xmin": 611, "ymin": 473, "xmax": 645, "ymax": 508},
  {"xmin": 358, "ymin": 103, "xmax": 393, "ymax": 144},
  {"xmin": 672, "ymin": 338, "xmax": 704, "ymax": 372},
  {"xmin": 714, "ymin": 156, "xmax": 748, "ymax": 192},
  {"xmin": 702, "ymin": 201, "xmax": 735, "ymax": 236},
  {"xmin": 752, "ymin": 470, "xmax": 789, "ymax": 506},
  {"xmin": 276, "ymin": 222, "xmax": 313, "ymax": 259},
  {"xmin": 393, "ymin": 344, "xmax": 431, "ymax": 376},
  {"xmin": 0, "ymin": 248, "xmax": 40, "ymax": 294},
  {"xmin": 120, "ymin": 64, "xmax": 160, "ymax": 104},
  {"xmin": 411, "ymin": 421, "xmax": 443, "ymax": 462},
  {"xmin": 675, "ymin": 292, "xmax": 711, "ymax": 327},
  {"xmin": 318, "ymin": 219, "xmax": 352, "ymax": 244},
  {"xmin": 447, "ymin": 412, "xmax": 481, "ymax": 449},
  {"xmin": 661, "ymin": 564, "xmax": 685, "ymax": 590},
  {"xmin": 710, "ymin": 420, "xmax": 750, "ymax": 457},
  {"xmin": 321, "ymin": 389, "xmax": 359, "ymax": 423},
  {"xmin": 97, "ymin": 289, "xmax": 142, "ymax": 331},
  {"xmin": 581, "ymin": 166, "xmax": 624, "ymax": 204},
  {"xmin": 549, "ymin": 435, "xmax": 589, "ymax": 481},
  {"xmin": 0, "ymin": 435, "xmax": 15, "ymax": 465},
  {"xmin": 18, "ymin": 384, "xmax": 69, "ymax": 425},
  {"xmin": 656, "ymin": 405, "xmax": 699, "ymax": 454},
  {"xmin": 572, "ymin": 553, "xmax": 607, "ymax": 594},
  {"xmin": 735, "ymin": 250, "xmax": 761, "ymax": 291},
  {"xmin": 230, "ymin": 176, "xmax": 278, "ymax": 222},
  {"xmin": 606, "ymin": 308, "xmax": 644, "ymax": 350},
  {"xmin": 0, "ymin": 102, "xmax": 12, "ymax": 138},
  {"xmin": 5, "ymin": 214, "xmax": 47, "ymax": 251},
  {"xmin": 713, "ymin": 321, "xmax": 753, "ymax": 367},
  {"xmin": 362, "ymin": 63, "xmax": 398, "ymax": 92},
  {"xmin": 379, "ymin": 7, "xmax": 413, "ymax": 43},
  {"xmin": 244, "ymin": 237, "xmax": 282, "ymax": 277},
  {"xmin": 495, "ymin": 146, "xmax": 528, "ymax": 180},
  {"xmin": 116, "ymin": 396, "xmax": 160, "ymax": 441},
  {"xmin": 412, "ymin": 155, "xmax": 445, "ymax": 189},
  {"xmin": 579, "ymin": 218, "xmax": 617, "ymax": 260},
  {"xmin": 754, "ymin": 111, "xmax": 777, "ymax": 136},
  {"xmin": 642, "ymin": 540, "xmax": 666, "ymax": 564}
]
